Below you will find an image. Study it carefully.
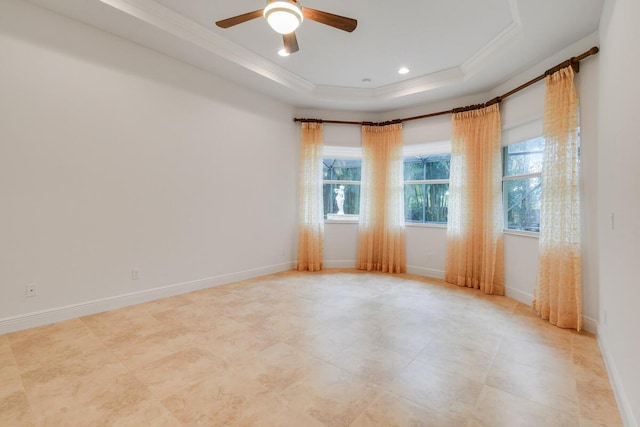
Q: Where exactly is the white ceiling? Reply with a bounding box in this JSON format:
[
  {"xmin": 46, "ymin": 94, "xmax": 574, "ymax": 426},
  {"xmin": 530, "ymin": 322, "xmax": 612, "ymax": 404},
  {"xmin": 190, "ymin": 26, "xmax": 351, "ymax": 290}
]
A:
[{"xmin": 26, "ymin": 0, "xmax": 604, "ymax": 112}]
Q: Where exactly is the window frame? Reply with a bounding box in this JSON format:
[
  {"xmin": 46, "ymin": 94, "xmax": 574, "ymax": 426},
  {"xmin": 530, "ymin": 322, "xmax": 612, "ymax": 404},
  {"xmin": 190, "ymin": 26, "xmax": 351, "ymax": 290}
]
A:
[
  {"xmin": 322, "ymin": 157, "xmax": 362, "ymax": 222},
  {"xmin": 322, "ymin": 144, "xmax": 453, "ymax": 226},
  {"xmin": 403, "ymin": 155, "xmax": 451, "ymax": 227},
  {"xmin": 501, "ymin": 137, "xmax": 543, "ymax": 235}
]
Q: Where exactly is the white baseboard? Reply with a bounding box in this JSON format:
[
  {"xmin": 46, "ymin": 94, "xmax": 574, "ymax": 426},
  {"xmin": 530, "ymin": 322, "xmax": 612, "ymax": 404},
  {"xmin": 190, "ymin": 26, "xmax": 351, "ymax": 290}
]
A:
[
  {"xmin": 324, "ymin": 260, "xmax": 356, "ymax": 269},
  {"xmin": 597, "ymin": 327, "xmax": 638, "ymax": 427},
  {"xmin": 323, "ymin": 263, "xmax": 445, "ymax": 281},
  {"xmin": 406, "ymin": 265, "xmax": 445, "ymax": 280},
  {"xmin": 504, "ymin": 286, "xmax": 597, "ymax": 333},
  {"xmin": 0, "ymin": 262, "xmax": 295, "ymax": 335},
  {"xmin": 505, "ymin": 286, "xmax": 533, "ymax": 305},
  {"xmin": 340, "ymin": 265, "xmax": 598, "ymax": 333},
  {"xmin": 581, "ymin": 316, "xmax": 598, "ymax": 334}
]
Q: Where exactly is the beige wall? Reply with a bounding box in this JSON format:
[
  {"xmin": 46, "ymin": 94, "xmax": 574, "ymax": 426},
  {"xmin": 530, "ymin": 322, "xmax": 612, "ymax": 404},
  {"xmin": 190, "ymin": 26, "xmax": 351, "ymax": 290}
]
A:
[
  {"xmin": 0, "ymin": 0, "xmax": 298, "ymax": 332},
  {"xmin": 597, "ymin": 0, "xmax": 640, "ymax": 424}
]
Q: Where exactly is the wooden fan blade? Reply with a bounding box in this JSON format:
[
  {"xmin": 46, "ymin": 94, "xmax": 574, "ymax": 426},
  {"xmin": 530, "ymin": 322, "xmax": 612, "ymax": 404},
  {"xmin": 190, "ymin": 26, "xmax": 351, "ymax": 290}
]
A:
[
  {"xmin": 302, "ymin": 8, "xmax": 357, "ymax": 32},
  {"xmin": 216, "ymin": 10, "xmax": 263, "ymax": 28},
  {"xmin": 283, "ymin": 32, "xmax": 300, "ymax": 54}
]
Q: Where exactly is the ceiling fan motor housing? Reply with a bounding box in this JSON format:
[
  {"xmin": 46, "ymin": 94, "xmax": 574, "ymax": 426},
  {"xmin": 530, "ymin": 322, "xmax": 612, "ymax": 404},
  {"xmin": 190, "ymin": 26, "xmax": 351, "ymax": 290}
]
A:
[
  {"xmin": 215, "ymin": 0, "xmax": 356, "ymax": 55},
  {"xmin": 264, "ymin": 0, "xmax": 304, "ymax": 34}
]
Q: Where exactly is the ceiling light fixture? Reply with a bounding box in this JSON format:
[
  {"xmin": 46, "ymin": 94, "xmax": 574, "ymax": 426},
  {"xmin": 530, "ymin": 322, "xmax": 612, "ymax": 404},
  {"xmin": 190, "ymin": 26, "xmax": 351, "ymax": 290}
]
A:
[
  {"xmin": 398, "ymin": 67, "xmax": 410, "ymax": 75},
  {"xmin": 278, "ymin": 48, "xmax": 290, "ymax": 57},
  {"xmin": 263, "ymin": 1, "xmax": 303, "ymax": 35}
]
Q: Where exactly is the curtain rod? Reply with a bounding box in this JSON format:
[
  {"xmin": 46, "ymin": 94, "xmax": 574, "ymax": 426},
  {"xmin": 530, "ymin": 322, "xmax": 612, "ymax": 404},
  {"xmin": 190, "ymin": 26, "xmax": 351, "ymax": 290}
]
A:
[{"xmin": 294, "ymin": 46, "xmax": 599, "ymax": 127}]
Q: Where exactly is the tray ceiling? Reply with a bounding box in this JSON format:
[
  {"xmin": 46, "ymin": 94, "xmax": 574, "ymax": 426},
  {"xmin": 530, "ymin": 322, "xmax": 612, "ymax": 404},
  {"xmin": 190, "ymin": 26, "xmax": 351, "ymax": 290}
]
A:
[{"xmin": 25, "ymin": 0, "xmax": 604, "ymax": 111}]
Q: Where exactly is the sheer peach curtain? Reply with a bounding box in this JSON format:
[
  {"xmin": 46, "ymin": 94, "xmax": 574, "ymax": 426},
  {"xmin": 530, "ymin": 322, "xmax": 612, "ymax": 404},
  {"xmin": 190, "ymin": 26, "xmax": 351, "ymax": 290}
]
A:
[
  {"xmin": 445, "ymin": 104, "xmax": 504, "ymax": 294},
  {"xmin": 534, "ymin": 67, "xmax": 582, "ymax": 330},
  {"xmin": 296, "ymin": 122, "xmax": 324, "ymax": 271},
  {"xmin": 356, "ymin": 123, "xmax": 406, "ymax": 273}
]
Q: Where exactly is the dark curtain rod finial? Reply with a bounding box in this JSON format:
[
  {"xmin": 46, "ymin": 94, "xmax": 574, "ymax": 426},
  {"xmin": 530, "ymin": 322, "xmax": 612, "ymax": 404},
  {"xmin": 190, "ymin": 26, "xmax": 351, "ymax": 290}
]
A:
[{"xmin": 294, "ymin": 46, "xmax": 600, "ymax": 127}]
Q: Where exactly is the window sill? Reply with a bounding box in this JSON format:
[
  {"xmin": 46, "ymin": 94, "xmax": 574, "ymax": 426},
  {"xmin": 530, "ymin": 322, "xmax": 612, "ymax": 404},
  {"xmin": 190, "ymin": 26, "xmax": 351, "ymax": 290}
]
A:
[
  {"xmin": 323, "ymin": 222, "xmax": 537, "ymax": 235},
  {"xmin": 503, "ymin": 229, "xmax": 539, "ymax": 238},
  {"xmin": 325, "ymin": 220, "xmax": 359, "ymax": 224},
  {"xmin": 405, "ymin": 222, "xmax": 447, "ymax": 229},
  {"xmin": 326, "ymin": 214, "xmax": 359, "ymax": 224},
  {"xmin": 324, "ymin": 220, "xmax": 448, "ymax": 228}
]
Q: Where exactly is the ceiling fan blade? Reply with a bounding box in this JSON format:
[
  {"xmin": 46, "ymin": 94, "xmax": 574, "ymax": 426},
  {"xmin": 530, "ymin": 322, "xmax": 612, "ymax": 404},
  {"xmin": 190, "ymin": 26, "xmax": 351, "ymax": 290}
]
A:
[
  {"xmin": 283, "ymin": 32, "xmax": 300, "ymax": 54},
  {"xmin": 302, "ymin": 8, "xmax": 357, "ymax": 32},
  {"xmin": 215, "ymin": 10, "xmax": 263, "ymax": 29}
]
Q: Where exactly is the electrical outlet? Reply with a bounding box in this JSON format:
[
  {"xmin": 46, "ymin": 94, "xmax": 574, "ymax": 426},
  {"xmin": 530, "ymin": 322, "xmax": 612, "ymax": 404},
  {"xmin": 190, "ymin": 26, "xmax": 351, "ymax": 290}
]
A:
[
  {"xmin": 25, "ymin": 284, "xmax": 38, "ymax": 298},
  {"xmin": 131, "ymin": 268, "xmax": 142, "ymax": 280}
]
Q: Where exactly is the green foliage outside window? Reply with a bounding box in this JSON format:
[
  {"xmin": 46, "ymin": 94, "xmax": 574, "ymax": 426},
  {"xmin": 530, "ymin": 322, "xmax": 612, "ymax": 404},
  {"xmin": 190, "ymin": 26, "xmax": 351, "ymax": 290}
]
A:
[
  {"xmin": 322, "ymin": 155, "xmax": 451, "ymax": 224},
  {"xmin": 503, "ymin": 137, "xmax": 544, "ymax": 232},
  {"xmin": 404, "ymin": 155, "xmax": 450, "ymax": 224}
]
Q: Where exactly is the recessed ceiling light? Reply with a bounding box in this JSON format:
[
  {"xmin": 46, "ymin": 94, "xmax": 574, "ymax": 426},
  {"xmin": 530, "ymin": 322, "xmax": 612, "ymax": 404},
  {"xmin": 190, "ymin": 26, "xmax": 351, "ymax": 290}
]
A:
[
  {"xmin": 362, "ymin": 78, "xmax": 372, "ymax": 83},
  {"xmin": 398, "ymin": 67, "xmax": 410, "ymax": 75},
  {"xmin": 278, "ymin": 48, "xmax": 290, "ymax": 57}
]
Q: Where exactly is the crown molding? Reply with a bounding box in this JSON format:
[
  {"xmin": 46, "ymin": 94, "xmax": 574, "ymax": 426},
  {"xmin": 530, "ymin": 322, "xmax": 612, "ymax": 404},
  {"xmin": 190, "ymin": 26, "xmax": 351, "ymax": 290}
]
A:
[
  {"xmin": 97, "ymin": 0, "xmax": 522, "ymax": 104},
  {"xmin": 460, "ymin": 0, "xmax": 523, "ymax": 79},
  {"xmin": 374, "ymin": 67, "xmax": 465, "ymax": 99},
  {"xmin": 98, "ymin": 0, "xmax": 315, "ymax": 92}
]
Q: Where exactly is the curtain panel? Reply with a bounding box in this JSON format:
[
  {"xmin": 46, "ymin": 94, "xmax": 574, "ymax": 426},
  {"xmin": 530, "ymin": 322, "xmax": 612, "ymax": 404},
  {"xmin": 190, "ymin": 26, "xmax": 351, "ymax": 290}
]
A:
[
  {"xmin": 445, "ymin": 104, "xmax": 505, "ymax": 294},
  {"xmin": 356, "ymin": 123, "xmax": 406, "ymax": 273},
  {"xmin": 296, "ymin": 122, "xmax": 324, "ymax": 271},
  {"xmin": 534, "ymin": 66, "xmax": 583, "ymax": 330}
]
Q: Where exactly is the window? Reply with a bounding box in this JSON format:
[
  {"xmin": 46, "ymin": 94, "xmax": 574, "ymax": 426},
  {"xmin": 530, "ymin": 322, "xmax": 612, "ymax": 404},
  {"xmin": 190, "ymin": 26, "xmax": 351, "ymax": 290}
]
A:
[
  {"xmin": 323, "ymin": 158, "xmax": 361, "ymax": 220},
  {"xmin": 403, "ymin": 155, "xmax": 450, "ymax": 224},
  {"xmin": 502, "ymin": 137, "xmax": 543, "ymax": 232},
  {"xmin": 323, "ymin": 151, "xmax": 451, "ymax": 224}
]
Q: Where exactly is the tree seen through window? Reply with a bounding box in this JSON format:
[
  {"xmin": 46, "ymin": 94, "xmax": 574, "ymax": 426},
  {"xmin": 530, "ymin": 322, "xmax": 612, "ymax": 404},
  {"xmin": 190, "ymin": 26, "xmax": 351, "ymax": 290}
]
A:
[{"xmin": 403, "ymin": 155, "xmax": 450, "ymax": 224}]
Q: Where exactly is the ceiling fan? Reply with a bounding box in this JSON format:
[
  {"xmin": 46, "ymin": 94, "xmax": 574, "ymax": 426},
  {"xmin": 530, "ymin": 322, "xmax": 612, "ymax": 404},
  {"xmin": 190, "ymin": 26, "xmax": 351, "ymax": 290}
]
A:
[{"xmin": 215, "ymin": 0, "xmax": 357, "ymax": 55}]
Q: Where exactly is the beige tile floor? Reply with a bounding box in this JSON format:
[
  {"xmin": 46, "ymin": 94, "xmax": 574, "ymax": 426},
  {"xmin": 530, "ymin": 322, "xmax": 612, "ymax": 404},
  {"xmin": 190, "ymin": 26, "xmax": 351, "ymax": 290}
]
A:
[{"xmin": 0, "ymin": 270, "xmax": 623, "ymax": 426}]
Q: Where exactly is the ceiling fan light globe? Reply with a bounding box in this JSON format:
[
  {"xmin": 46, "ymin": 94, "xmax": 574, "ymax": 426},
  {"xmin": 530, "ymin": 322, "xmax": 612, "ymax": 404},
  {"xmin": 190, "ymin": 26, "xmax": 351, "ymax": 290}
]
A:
[{"xmin": 264, "ymin": 1, "xmax": 303, "ymax": 34}]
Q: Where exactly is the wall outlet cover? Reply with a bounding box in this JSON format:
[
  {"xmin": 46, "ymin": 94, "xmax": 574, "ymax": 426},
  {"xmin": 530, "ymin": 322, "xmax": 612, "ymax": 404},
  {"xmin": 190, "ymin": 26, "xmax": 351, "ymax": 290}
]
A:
[{"xmin": 25, "ymin": 284, "xmax": 38, "ymax": 297}]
